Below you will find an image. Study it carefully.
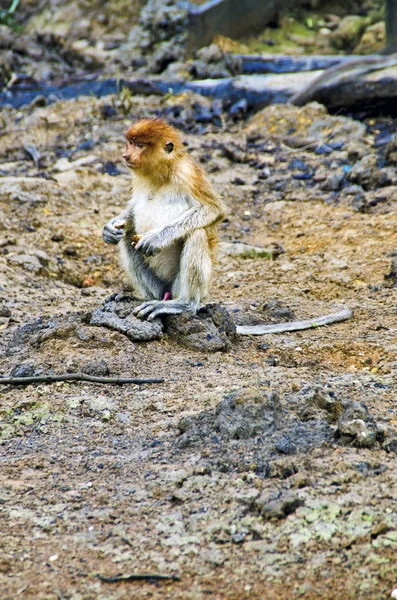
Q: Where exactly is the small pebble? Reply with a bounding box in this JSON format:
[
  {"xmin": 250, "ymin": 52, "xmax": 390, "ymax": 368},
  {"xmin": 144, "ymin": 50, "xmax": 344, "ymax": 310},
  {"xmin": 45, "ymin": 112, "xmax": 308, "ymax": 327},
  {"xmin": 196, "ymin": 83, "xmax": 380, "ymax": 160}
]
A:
[{"xmin": 0, "ymin": 305, "xmax": 11, "ymax": 318}]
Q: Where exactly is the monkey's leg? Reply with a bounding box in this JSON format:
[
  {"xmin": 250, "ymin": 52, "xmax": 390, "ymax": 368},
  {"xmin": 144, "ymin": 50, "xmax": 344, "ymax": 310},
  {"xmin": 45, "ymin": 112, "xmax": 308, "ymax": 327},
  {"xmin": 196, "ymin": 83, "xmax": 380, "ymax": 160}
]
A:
[
  {"xmin": 119, "ymin": 238, "xmax": 169, "ymax": 300},
  {"xmin": 134, "ymin": 229, "xmax": 212, "ymax": 320}
]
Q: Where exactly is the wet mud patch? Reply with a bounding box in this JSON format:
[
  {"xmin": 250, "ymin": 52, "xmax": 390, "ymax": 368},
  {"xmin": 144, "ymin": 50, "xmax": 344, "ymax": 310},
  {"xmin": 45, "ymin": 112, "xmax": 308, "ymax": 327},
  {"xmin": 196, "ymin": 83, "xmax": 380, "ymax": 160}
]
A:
[
  {"xmin": 175, "ymin": 386, "xmax": 334, "ymax": 475},
  {"xmin": 5, "ymin": 296, "xmax": 237, "ymax": 358},
  {"xmin": 174, "ymin": 384, "xmax": 386, "ymax": 475}
]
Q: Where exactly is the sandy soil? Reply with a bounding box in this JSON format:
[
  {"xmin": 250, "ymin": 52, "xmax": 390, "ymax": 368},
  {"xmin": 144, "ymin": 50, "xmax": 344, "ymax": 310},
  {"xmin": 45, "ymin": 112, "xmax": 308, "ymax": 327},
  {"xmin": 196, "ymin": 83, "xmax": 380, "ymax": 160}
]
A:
[{"xmin": 0, "ymin": 91, "xmax": 397, "ymax": 600}]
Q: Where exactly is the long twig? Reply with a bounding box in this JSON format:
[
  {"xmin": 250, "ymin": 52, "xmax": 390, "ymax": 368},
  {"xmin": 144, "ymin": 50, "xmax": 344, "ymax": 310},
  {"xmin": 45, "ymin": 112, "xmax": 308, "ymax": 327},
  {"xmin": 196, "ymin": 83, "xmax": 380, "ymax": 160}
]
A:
[
  {"xmin": 97, "ymin": 573, "xmax": 180, "ymax": 583},
  {"xmin": 236, "ymin": 307, "xmax": 353, "ymax": 336},
  {"xmin": 0, "ymin": 373, "xmax": 164, "ymax": 386}
]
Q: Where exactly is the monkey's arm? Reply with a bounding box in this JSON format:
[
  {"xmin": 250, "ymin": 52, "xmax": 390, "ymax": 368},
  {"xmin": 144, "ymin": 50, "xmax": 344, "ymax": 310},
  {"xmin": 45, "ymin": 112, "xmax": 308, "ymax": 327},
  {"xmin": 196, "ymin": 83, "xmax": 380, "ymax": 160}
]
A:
[
  {"xmin": 102, "ymin": 211, "xmax": 130, "ymax": 245},
  {"xmin": 135, "ymin": 201, "xmax": 226, "ymax": 257},
  {"xmin": 103, "ymin": 211, "xmax": 168, "ymax": 298}
]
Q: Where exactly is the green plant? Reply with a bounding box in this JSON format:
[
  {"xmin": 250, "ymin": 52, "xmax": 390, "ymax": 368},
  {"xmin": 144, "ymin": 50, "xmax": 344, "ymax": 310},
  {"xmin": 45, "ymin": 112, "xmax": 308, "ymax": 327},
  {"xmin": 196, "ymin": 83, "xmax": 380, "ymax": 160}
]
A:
[{"xmin": 0, "ymin": 0, "xmax": 20, "ymax": 29}]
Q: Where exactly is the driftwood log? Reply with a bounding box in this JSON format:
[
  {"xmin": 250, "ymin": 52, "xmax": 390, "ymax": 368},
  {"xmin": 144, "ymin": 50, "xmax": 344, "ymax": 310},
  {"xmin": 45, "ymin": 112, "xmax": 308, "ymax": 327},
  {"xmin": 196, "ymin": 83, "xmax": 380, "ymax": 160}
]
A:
[
  {"xmin": 291, "ymin": 53, "xmax": 397, "ymax": 110},
  {"xmin": 239, "ymin": 54, "xmax": 351, "ymax": 75},
  {"xmin": 2, "ymin": 55, "xmax": 397, "ymax": 113},
  {"xmin": 0, "ymin": 72, "xmax": 319, "ymax": 111}
]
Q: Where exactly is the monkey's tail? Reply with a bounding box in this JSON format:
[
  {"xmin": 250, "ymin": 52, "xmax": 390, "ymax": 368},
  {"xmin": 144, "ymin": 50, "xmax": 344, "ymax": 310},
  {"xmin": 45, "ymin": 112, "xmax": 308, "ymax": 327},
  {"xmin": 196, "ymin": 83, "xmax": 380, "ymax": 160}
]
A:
[{"xmin": 236, "ymin": 307, "xmax": 353, "ymax": 336}]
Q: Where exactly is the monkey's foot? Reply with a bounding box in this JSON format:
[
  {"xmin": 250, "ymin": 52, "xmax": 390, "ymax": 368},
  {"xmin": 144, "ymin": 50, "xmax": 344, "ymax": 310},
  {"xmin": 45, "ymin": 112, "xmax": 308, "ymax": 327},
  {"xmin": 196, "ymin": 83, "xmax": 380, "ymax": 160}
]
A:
[{"xmin": 133, "ymin": 300, "xmax": 194, "ymax": 320}]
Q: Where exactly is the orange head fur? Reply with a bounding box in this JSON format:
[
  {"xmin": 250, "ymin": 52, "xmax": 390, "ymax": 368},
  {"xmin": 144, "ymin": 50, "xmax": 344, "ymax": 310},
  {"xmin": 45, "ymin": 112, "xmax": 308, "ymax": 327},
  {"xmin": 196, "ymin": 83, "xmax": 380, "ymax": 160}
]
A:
[{"xmin": 123, "ymin": 118, "xmax": 184, "ymax": 182}]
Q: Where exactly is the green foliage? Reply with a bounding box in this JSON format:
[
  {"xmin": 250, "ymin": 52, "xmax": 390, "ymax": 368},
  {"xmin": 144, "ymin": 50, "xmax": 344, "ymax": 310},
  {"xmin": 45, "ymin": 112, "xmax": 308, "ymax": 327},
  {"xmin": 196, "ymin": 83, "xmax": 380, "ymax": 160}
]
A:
[{"xmin": 0, "ymin": 0, "xmax": 20, "ymax": 30}]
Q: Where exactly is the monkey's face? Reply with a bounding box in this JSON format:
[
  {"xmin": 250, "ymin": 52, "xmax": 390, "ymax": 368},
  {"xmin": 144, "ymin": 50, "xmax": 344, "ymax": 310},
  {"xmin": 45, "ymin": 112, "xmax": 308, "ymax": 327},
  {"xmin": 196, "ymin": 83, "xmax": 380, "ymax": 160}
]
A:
[
  {"xmin": 122, "ymin": 138, "xmax": 146, "ymax": 170},
  {"xmin": 123, "ymin": 119, "xmax": 180, "ymax": 180},
  {"xmin": 123, "ymin": 138, "xmax": 176, "ymax": 177}
]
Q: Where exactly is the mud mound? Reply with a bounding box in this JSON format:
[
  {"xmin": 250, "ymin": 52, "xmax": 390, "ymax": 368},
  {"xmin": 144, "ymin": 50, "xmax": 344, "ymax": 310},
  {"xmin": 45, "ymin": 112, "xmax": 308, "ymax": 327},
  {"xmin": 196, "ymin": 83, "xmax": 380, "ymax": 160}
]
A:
[{"xmin": 176, "ymin": 386, "xmax": 334, "ymax": 474}]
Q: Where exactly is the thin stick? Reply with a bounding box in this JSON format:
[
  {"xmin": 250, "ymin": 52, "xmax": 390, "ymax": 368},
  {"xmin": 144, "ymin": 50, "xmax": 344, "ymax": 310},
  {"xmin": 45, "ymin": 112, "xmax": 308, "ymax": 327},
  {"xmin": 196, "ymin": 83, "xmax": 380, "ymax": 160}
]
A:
[
  {"xmin": 280, "ymin": 140, "xmax": 333, "ymax": 153},
  {"xmin": 0, "ymin": 373, "xmax": 164, "ymax": 386},
  {"xmin": 120, "ymin": 536, "xmax": 135, "ymax": 548},
  {"xmin": 236, "ymin": 307, "xmax": 353, "ymax": 336},
  {"xmin": 97, "ymin": 573, "xmax": 180, "ymax": 583}
]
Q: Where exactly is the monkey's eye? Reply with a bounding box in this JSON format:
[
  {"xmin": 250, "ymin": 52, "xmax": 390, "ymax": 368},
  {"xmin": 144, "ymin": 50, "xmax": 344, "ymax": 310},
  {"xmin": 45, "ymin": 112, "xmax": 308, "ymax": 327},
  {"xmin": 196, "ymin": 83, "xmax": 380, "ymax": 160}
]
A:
[
  {"xmin": 135, "ymin": 141, "xmax": 144, "ymax": 149},
  {"xmin": 164, "ymin": 142, "xmax": 174, "ymax": 154}
]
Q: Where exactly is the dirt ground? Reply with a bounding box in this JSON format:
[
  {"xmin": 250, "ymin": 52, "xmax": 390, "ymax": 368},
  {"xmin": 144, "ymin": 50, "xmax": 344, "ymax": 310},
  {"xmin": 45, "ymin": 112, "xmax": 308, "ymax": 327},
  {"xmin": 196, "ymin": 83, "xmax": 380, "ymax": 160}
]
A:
[{"xmin": 0, "ymin": 84, "xmax": 397, "ymax": 600}]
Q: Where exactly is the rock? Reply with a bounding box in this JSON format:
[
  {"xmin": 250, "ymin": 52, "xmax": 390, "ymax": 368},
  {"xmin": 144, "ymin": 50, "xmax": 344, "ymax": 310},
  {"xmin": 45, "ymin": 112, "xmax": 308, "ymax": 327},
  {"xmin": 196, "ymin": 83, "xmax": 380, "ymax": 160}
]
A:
[
  {"xmin": 52, "ymin": 155, "xmax": 97, "ymax": 172},
  {"xmin": 189, "ymin": 60, "xmax": 230, "ymax": 79},
  {"xmin": 147, "ymin": 40, "xmax": 185, "ymax": 74},
  {"xmin": 355, "ymin": 22, "xmax": 385, "ymax": 55},
  {"xmin": 8, "ymin": 314, "xmax": 82, "ymax": 350},
  {"xmin": 384, "ymin": 255, "xmax": 397, "ymax": 285},
  {"xmin": 86, "ymin": 395, "xmax": 118, "ymax": 415},
  {"xmin": 164, "ymin": 304, "xmax": 236, "ymax": 352},
  {"xmin": 336, "ymin": 401, "xmax": 384, "ymax": 448},
  {"xmin": 330, "ymin": 15, "xmax": 369, "ymax": 51},
  {"xmin": 0, "ymin": 305, "xmax": 11, "ymax": 318},
  {"xmin": 178, "ymin": 388, "xmax": 283, "ymax": 447},
  {"xmin": 80, "ymin": 360, "xmax": 110, "ymax": 377},
  {"xmin": 219, "ymin": 242, "xmax": 278, "ymax": 259},
  {"xmin": 321, "ymin": 172, "xmax": 344, "ymax": 192},
  {"xmin": 346, "ymin": 155, "xmax": 382, "ymax": 190},
  {"xmin": 293, "ymin": 384, "xmax": 343, "ymax": 423},
  {"xmin": 343, "ymin": 184, "xmax": 365, "ymax": 196},
  {"xmin": 347, "ymin": 141, "xmax": 368, "ymax": 162},
  {"xmin": 260, "ymin": 299, "xmax": 294, "ymax": 322},
  {"xmin": 0, "ymin": 177, "xmax": 61, "ymax": 203},
  {"xmin": 215, "ymin": 390, "xmax": 282, "ymax": 440},
  {"xmin": 275, "ymin": 437, "xmax": 297, "ymax": 455},
  {"xmin": 0, "ymin": 25, "xmax": 14, "ymax": 48},
  {"xmin": 30, "ymin": 249, "xmax": 50, "ymax": 266},
  {"xmin": 7, "ymin": 254, "xmax": 43, "ymax": 273},
  {"xmin": 383, "ymin": 437, "xmax": 397, "ymax": 454},
  {"xmin": 124, "ymin": 0, "xmax": 188, "ymax": 74},
  {"xmin": 196, "ymin": 44, "xmax": 223, "ymax": 64},
  {"xmin": 200, "ymin": 548, "xmax": 226, "ymax": 565},
  {"xmin": 189, "ymin": 44, "xmax": 242, "ymax": 79},
  {"xmin": 247, "ymin": 102, "xmax": 367, "ymax": 147},
  {"xmin": 254, "ymin": 490, "xmax": 304, "ymax": 519},
  {"xmin": 350, "ymin": 192, "xmax": 370, "ymax": 213},
  {"xmin": 229, "ymin": 98, "xmax": 248, "ymax": 120},
  {"xmin": 90, "ymin": 295, "xmax": 163, "ymax": 342},
  {"xmin": 137, "ymin": 0, "xmax": 188, "ymax": 46},
  {"xmin": 385, "ymin": 138, "xmax": 397, "ymax": 165},
  {"xmin": 9, "ymin": 363, "xmax": 37, "ymax": 378}
]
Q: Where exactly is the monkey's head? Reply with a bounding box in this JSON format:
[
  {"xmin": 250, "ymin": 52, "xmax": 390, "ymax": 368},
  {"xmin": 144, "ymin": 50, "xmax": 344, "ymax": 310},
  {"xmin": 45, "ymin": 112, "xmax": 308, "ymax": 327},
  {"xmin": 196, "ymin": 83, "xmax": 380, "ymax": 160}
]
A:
[{"xmin": 123, "ymin": 118, "xmax": 183, "ymax": 181}]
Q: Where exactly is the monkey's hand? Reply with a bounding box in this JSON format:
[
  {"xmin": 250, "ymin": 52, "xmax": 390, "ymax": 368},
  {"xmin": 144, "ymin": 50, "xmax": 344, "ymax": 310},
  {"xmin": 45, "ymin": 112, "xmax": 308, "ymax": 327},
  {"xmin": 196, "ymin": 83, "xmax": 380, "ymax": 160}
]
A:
[
  {"xmin": 102, "ymin": 218, "xmax": 126, "ymax": 245},
  {"xmin": 134, "ymin": 229, "xmax": 166, "ymax": 257}
]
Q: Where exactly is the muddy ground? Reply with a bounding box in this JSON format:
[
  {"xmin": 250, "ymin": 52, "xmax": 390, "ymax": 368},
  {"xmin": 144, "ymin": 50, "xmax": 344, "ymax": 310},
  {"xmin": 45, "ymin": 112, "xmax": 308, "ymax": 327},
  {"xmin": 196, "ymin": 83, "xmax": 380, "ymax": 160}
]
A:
[{"xmin": 1, "ymin": 76, "xmax": 397, "ymax": 600}]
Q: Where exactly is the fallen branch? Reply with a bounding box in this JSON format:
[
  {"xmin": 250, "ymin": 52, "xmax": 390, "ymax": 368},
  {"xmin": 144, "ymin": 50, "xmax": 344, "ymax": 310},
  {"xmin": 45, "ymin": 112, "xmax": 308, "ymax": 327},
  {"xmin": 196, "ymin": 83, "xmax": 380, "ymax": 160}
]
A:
[
  {"xmin": 291, "ymin": 53, "xmax": 397, "ymax": 108},
  {"xmin": 236, "ymin": 307, "xmax": 353, "ymax": 336},
  {"xmin": 239, "ymin": 54, "xmax": 351, "ymax": 75},
  {"xmin": 0, "ymin": 373, "xmax": 164, "ymax": 386},
  {"xmin": 97, "ymin": 573, "xmax": 180, "ymax": 583}
]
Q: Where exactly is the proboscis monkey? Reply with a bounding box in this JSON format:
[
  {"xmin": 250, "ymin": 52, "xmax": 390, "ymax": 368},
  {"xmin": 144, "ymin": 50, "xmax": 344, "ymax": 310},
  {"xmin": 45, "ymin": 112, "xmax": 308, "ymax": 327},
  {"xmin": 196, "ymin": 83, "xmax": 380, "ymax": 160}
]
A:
[
  {"xmin": 103, "ymin": 118, "xmax": 352, "ymax": 333},
  {"xmin": 102, "ymin": 118, "xmax": 226, "ymax": 320}
]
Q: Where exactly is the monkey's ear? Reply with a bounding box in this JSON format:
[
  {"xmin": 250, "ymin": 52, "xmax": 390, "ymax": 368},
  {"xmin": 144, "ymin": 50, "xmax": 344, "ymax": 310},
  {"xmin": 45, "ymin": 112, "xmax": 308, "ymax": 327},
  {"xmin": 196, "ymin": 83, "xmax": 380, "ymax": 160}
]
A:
[{"xmin": 164, "ymin": 142, "xmax": 174, "ymax": 154}]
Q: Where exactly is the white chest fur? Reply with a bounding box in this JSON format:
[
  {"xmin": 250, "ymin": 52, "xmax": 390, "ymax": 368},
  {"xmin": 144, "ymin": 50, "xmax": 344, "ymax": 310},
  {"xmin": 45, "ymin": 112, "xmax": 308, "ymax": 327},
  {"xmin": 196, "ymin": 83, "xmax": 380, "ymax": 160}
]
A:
[{"xmin": 129, "ymin": 181, "xmax": 192, "ymax": 234}]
